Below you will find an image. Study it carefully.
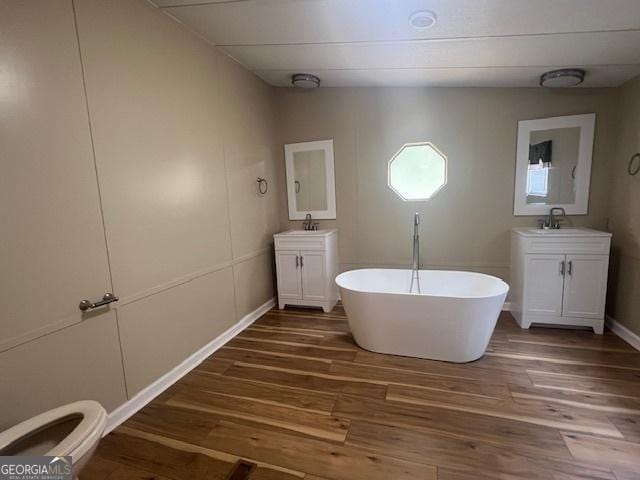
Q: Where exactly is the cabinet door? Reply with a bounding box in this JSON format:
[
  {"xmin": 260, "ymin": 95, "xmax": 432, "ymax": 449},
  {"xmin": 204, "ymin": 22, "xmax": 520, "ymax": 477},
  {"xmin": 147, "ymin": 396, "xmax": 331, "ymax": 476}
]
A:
[
  {"xmin": 276, "ymin": 252, "xmax": 302, "ymax": 300},
  {"xmin": 301, "ymin": 252, "xmax": 327, "ymax": 301},
  {"xmin": 562, "ymin": 254, "xmax": 608, "ymax": 319},
  {"xmin": 523, "ymin": 254, "xmax": 565, "ymax": 316}
]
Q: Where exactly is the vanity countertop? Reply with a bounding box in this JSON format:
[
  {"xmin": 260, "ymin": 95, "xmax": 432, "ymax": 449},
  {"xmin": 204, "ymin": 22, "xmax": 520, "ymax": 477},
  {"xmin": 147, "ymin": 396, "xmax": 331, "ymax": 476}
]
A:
[
  {"xmin": 512, "ymin": 227, "xmax": 612, "ymax": 237},
  {"xmin": 274, "ymin": 229, "xmax": 338, "ymax": 238}
]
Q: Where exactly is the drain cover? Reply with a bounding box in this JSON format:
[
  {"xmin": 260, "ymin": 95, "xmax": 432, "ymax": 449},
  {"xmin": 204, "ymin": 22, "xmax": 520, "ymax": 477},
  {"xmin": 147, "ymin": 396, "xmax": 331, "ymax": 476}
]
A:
[{"xmin": 226, "ymin": 460, "xmax": 257, "ymax": 480}]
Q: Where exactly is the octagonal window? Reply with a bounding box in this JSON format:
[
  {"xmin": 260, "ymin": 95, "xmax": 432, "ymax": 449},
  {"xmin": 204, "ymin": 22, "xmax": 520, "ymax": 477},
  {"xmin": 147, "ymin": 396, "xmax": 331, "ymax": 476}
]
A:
[{"xmin": 388, "ymin": 142, "xmax": 447, "ymax": 201}]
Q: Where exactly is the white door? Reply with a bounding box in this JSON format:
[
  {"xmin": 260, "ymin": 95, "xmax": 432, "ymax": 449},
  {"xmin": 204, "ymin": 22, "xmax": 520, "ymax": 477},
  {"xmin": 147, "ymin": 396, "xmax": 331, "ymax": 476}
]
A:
[
  {"xmin": 0, "ymin": 2, "xmax": 114, "ymax": 351},
  {"xmin": 562, "ymin": 254, "xmax": 609, "ymax": 319},
  {"xmin": 523, "ymin": 254, "xmax": 566, "ymax": 316},
  {"xmin": 276, "ymin": 251, "xmax": 302, "ymax": 300},
  {"xmin": 301, "ymin": 252, "xmax": 326, "ymax": 300}
]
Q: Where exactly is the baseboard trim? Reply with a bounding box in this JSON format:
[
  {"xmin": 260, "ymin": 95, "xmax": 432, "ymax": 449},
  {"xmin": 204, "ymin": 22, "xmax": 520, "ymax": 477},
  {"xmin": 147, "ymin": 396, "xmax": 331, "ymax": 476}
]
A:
[
  {"xmin": 502, "ymin": 302, "xmax": 512, "ymax": 312},
  {"xmin": 606, "ymin": 315, "xmax": 640, "ymax": 351},
  {"xmin": 104, "ymin": 297, "xmax": 275, "ymax": 435}
]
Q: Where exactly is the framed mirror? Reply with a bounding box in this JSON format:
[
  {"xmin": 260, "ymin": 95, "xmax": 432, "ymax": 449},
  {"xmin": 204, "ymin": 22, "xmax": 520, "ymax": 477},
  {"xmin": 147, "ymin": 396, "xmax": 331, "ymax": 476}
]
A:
[
  {"xmin": 285, "ymin": 139, "xmax": 336, "ymax": 220},
  {"xmin": 514, "ymin": 113, "xmax": 595, "ymax": 216}
]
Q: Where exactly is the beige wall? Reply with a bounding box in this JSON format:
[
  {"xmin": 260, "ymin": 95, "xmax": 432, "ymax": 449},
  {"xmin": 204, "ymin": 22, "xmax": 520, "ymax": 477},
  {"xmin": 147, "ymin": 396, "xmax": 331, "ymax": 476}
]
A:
[
  {"xmin": 0, "ymin": 0, "xmax": 280, "ymax": 428},
  {"xmin": 277, "ymin": 87, "xmax": 619, "ymax": 285},
  {"xmin": 607, "ymin": 76, "xmax": 640, "ymax": 336}
]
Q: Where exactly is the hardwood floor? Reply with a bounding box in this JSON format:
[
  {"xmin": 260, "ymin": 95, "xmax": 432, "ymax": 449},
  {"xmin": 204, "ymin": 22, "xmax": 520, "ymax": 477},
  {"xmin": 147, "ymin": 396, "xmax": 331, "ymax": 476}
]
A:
[{"xmin": 83, "ymin": 307, "xmax": 640, "ymax": 480}]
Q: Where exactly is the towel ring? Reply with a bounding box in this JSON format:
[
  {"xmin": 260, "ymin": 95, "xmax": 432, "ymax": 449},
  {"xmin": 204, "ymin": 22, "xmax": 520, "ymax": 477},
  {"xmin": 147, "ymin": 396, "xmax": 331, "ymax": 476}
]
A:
[
  {"xmin": 629, "ymin": 153, "xmax": 640, "ymax": 176},
  {"xmin": 256, "ymin": 177, "xmax": 268, "ymax": 195}
]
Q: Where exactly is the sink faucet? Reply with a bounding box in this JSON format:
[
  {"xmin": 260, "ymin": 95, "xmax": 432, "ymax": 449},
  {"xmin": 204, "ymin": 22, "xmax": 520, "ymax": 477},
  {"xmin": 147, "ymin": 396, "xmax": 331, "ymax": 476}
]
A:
[
  {"xmin": 303, "ymin": 213, "xmax": 318, "ymax": 231},
  {"xmin": 539, "ymin": 207, "xmax": 566, "ymax": 229}
]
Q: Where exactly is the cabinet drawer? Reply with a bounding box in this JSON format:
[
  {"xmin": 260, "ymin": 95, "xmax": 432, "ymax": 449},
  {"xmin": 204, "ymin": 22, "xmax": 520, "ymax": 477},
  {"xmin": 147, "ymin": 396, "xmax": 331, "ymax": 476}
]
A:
[
  {"xmin": 521, "ymin": 236, "xmax": 610, "ymax": 255},
  {"xmin": 275, "ymin": 236, "xmax": 327, "ymax": 251}
]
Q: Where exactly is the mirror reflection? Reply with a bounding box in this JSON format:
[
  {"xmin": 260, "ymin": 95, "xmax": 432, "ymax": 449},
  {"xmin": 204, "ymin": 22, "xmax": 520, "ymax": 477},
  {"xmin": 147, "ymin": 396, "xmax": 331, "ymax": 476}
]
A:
[
  {"xmin": 514, "ymin": 113, "xmax": 595, "ymax": 216},
  {"xmin": 526, "ymin": 127, "xmax": 580, "ymax": 205},
  {"xmin": 293, "ymin": 149, "xmax": 328, "ymax": 211},
  {"xmin": 285, "ymin": 139, "xmax": 336, "ymax": 220}
]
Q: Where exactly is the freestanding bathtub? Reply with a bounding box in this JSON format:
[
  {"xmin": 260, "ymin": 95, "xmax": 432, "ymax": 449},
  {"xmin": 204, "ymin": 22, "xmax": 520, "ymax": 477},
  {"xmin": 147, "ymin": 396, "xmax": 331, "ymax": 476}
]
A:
[{"xmin": 335, "ymin": 269, "xmax": 509, "ymax": 362}]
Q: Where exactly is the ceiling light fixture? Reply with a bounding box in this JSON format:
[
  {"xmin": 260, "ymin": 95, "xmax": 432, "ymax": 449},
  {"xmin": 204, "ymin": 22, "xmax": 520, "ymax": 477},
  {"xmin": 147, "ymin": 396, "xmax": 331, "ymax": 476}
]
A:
[
  {"xmin": 409, "ymin": 10, "xmax": 437, "ymax": 29},
  {"xmin": 540, "ymin": 68, "xmax": 586, "ymax": 88},
  {"xmin": 291, "ymin": 73, "xmax": 321, "ymax": 89}
]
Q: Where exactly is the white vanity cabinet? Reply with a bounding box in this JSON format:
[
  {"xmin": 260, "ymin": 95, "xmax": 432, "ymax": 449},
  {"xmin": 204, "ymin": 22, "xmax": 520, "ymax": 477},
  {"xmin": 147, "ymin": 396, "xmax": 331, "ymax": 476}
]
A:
[
  {"xmin": 510, "ymin": 228, "xmax": 611, "ymax": 334},
  {"xmin": 274, "ymin": 230, "xmax": 339, "ymax": 312}
]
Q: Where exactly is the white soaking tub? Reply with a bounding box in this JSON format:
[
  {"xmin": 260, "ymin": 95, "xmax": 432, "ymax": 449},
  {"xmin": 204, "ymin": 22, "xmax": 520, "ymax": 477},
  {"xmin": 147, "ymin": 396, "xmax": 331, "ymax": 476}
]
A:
[{"xmin": 335, "ymin": 269, "xmax": 509, "ymax": 362}]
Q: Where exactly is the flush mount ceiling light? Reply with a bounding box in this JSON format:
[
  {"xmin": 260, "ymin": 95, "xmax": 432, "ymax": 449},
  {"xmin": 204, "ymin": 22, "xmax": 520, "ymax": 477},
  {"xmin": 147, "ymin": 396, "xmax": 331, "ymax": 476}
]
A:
[
  {"xmin": 409, "ymin": 10, "xmax": 437, "ymax": 29},
  {"xmin": 291, "ymin": 73, "xmax": 321, "ymax": 89},
  {"xmin": 540, "ymin": 68, "xmax": 586, "ymax": 88}
]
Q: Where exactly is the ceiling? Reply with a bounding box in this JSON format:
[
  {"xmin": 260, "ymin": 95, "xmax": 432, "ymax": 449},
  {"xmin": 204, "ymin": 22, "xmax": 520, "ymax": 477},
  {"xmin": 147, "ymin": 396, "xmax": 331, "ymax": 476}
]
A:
[{"xmin": 152, "ymin": 0, "xmax": 640, "ymax": 88}]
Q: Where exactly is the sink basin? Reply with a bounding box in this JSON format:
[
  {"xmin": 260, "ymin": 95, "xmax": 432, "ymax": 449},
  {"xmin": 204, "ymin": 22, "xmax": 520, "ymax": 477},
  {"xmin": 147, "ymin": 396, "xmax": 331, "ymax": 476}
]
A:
[
  {"xmin": 283, "ymin": 230, "xmax": 330, "ymax": 235},
  {"xmin": 525, "ymin": 228, "xmax": 589, "ymax": 234},
  {"xmin": 519, "ymin": 227, "xmax": 610, "ymax": 236}
]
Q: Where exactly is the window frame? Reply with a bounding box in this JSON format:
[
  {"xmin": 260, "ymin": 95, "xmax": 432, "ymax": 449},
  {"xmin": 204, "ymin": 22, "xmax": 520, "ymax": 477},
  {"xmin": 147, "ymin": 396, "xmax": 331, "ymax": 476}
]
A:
[{"xmin": 387, "ymin": 141, "xmax": 448, "ymax": 202}]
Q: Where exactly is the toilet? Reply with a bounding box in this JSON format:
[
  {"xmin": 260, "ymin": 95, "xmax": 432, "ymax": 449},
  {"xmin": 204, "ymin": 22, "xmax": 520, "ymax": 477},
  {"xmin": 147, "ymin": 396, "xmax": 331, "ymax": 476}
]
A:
[{"xmin": 0, "ymin": 400, "xmax": 107, "ymax": 478}]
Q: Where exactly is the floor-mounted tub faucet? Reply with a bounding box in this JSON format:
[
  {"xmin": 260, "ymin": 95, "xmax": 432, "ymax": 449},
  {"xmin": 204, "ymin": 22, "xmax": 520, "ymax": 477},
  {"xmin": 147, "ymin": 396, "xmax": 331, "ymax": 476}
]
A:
[{"xmin": 409, "ymin": 212, "xmax": 421, "ymax": 293}]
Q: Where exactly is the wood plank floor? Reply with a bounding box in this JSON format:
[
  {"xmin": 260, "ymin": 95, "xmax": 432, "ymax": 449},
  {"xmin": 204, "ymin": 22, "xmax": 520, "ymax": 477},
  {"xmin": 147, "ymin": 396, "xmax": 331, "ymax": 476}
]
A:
[{"xmin": 83, "ymin": 307, "xmax": 640, "ymax": 480}]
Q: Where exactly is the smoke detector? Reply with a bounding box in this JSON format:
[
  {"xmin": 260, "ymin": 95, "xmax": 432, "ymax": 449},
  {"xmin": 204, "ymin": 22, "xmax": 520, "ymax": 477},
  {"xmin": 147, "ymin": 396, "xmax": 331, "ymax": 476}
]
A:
[{"xmin": 409, "ymin": 10, "xmax": 437, "ymax": 29}]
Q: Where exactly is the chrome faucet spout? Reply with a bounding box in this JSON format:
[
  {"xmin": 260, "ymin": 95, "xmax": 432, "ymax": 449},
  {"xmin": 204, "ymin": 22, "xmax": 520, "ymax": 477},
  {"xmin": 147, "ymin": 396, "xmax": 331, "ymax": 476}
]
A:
[
  {"xmin": 303, "ymin": 213, "xmax": 313, "ymax": 231},
  {"xmin": 539, "ymin": 207, "xmax": 566, "ymax": 229}
]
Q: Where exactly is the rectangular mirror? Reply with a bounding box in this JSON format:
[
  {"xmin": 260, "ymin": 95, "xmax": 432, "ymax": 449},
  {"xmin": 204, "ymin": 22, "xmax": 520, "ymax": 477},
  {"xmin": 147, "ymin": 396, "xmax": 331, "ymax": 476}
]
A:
[
  {"xmin": 285, "ymin": 139, "xmax": 336, "ymax": 220},
  {"xmin": 514, "ymin": 113, "xmax": 595, "ymax": 215}
]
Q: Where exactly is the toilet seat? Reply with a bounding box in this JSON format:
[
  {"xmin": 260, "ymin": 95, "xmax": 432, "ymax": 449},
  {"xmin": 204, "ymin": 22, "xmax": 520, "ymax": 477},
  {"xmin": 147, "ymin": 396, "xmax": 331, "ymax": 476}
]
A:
[{"xmin": 0, "ymin": 400, "xmax": 107, "ymax": 461}]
